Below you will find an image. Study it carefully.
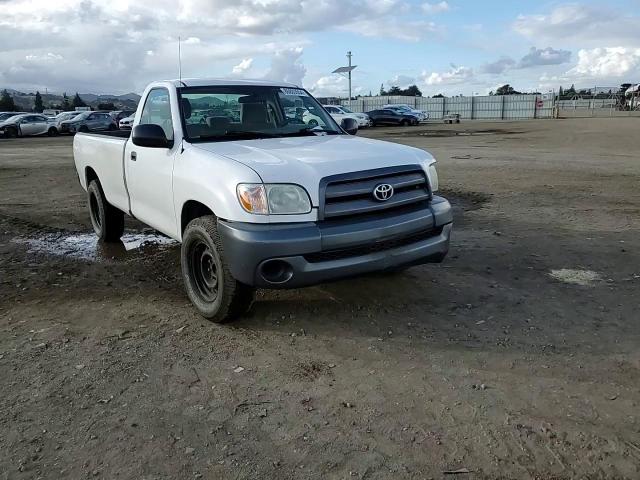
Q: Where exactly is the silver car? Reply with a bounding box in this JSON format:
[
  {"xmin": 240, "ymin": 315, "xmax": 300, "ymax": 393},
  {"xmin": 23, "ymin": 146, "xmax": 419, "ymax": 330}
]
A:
[
  {"xmin": 50, "ymin": 112, "xmax": 82, "ymax": 134},
  {"xmin": 59, "ymin": 111, "xmax": 118, "ymax": 134},
  {"xmin": 0, "ymin": 114, "xmax": 55, "ymax": 137}
]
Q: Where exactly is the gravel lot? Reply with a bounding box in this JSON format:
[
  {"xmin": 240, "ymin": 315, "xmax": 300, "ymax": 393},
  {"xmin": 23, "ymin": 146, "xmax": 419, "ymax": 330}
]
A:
[{"xmin": 1, "ymin": 118, "xmax": 639, "ymax": 479}]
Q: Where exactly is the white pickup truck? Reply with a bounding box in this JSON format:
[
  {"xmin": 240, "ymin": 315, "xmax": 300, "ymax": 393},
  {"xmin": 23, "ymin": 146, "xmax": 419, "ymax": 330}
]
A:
[{"xmin": 73, "ymin": 79, "xmax": 452, "ymax": 322}]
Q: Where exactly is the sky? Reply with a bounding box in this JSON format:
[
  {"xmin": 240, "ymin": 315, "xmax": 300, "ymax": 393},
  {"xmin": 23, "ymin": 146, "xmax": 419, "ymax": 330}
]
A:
[{"xmin": 1, "ymin": 0, "xmax": 639, "ymax": 97}]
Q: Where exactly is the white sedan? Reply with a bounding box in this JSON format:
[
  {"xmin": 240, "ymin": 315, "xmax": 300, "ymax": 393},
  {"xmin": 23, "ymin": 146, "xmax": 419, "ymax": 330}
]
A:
[
  {"xmin": 119, "ymin": 115, "xmax": 135, "ymax": 130},
  {"xmin": 323, "ymin": 105, "xmax": 371, "ymax": 127}
]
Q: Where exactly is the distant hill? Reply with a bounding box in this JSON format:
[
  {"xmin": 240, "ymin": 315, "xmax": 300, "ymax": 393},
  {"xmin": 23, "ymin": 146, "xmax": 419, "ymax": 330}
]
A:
[{"xmin": 0, "ymin": 88, "xmax": 141, "ymax": 112}]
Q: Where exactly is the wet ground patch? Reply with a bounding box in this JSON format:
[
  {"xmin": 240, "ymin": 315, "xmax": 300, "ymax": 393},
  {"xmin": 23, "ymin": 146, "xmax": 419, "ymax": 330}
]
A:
[{"xmin": 13, "ymin": 230, "xmax": 176, "ymax": 262}]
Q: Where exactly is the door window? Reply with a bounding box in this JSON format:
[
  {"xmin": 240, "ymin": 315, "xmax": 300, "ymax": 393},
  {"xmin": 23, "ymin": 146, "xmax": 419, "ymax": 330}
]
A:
[{"xmin": 140, "ymin": 88, "xmax": 174, "ymax": 141}]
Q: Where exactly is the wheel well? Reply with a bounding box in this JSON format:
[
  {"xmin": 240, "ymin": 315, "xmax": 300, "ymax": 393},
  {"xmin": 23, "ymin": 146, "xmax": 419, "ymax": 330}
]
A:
[
  {"xmin": 181, "ymin": 200, "xmax": 214, "ymax": 234},
  {"xmin": 85, "ymin": 167, "xmax": 98, "ymax": 187}
]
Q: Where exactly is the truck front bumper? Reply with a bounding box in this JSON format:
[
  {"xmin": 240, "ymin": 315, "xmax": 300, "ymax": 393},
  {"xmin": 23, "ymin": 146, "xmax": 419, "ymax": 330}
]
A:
[{"xmin": 218, "ymin": 196, "xmax": 453, "ymax": 289}]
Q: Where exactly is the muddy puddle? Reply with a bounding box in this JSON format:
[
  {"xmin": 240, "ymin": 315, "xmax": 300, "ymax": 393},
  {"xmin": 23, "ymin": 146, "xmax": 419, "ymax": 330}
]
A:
[{"xmin": 14, "ymin": 231, "xmax": 177, "ymax": 262}]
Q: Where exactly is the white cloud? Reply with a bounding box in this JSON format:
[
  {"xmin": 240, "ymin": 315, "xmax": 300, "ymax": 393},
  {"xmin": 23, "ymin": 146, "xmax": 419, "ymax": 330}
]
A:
[
  {"xmin": 387, "ymin": 75, "xmax": 416, "ymax": 88},
  {"xmin": 518, "ymin": 47, "xmax": 571, "ymax": 68},
  {"xmin": 232, "ymin": 58, "xmax": 253, "ymax": 75},
  {"xmin": 423, "ymin": 64, "xmax": 473, "ymax": 86},
  {"xmin": 422, "ymin": 1, "xmax": 449, "ymax": 14},
  {"xmin": 341, "ymin": 19, "xmax": 441, "ymax": 42},
  {"xmin": 309, "ymin": 74, "xmax": 363, "ymax": 97},
  {"xmin": 265, "ymin": 47, "xmax": 306, "ymax": 86},
  {"xmin": 0, "ymin": 0, "xmax": 438, "ymax": 93},
  {"xmin": 513, "ymin": 4, "xmax": 640, "ymax": 47},
  {"xmin": 480, "ymin": 57, "xmax": 515, "ymax": 75},
  {"xmin": 569, "ymin": 47, "xmax": 640, "ymax": 79}
]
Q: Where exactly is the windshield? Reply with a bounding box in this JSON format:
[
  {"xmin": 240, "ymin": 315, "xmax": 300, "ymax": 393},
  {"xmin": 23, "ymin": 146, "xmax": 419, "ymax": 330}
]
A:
[
  {"xmin": 2, "ymin": 115, "xmax": 23, "ymax": 123},
  {"xmin": 178, "ymin": 85, "xmax": 342, "ymax": 142},
  {"xmin": 0, "ymin": 113, "xmax": 20, "ymax": 122},
  {"xmin": 341, "ymin": 107, "xmax": 354, "ymax": 114}
]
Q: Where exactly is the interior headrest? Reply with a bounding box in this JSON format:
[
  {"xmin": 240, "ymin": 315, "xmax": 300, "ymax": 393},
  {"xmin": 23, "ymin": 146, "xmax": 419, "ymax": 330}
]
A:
[{"xmin": 181, "ymin": 98, "xmax": 192, "ymax": 119}]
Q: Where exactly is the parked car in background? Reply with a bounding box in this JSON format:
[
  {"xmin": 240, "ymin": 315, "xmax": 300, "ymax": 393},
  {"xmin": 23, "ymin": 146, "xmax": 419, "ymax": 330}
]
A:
[
  {"xmin": 50, "ymin": 111, "xmax": 82, "ymax": 134},
  {"xmin": 59, "ymin": 111, "xmax": 118, "ymax": 134},
  {"xmin": 323, "ymin": 105, "xmax": 371, "ymax": 127},
  {"xmin": 382, "ymin": 104, "xmax": 428, "ymax": 121},
  {"xmin": 0, "ymin": 112, "xmax": 28, "ymax": 122},
  {"xmin": 110, "ymin": 110, "xmax": 136, "ymax": 123},
  {"xmin": 332, "ymin": 105, "xmax": 372, "ymax": 127},
  {"xmin": 43, "ymin": 109, "xmax": 63, "ymax": 117},
  {"xmin": 119, "ymin": 114, "xmax": 135, "ymax": 130},
  {"xmin": 0, "ymin": 113, "xmax": 56, "ymax": 137},
  {"xmin": 366, "ymin": 109, "xmax": 420, "ymax": 126}
]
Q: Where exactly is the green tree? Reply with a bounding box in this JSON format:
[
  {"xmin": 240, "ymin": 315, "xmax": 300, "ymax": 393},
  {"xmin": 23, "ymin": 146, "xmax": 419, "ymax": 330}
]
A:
[
  {"xmin": 72, "ymin": 93, "xmax": 87, "ymax": 109},
  {"xmin": 97, "ymin": 102, "xmax": 116, "ymax": 111},
  {"xmin": 403, "ymin": 85, "xmax": 422, "ymax": 97},
  {"xmin": 379, "ymin": 84, "xmax": 385, "ymax": 96},
  {"xmin": 388, "ymin": 86, "xmax": 402, "ymax": 95},
  {"xmin": 34, "ymin": 91, "xmax": 44, "ymax": 113},
  {"xmin": 432, "ymin": 93, "xmax": 445, "ymax": 98},
  {"xmin": 495, "ymin": 84, "xmax": 521, "ymax": 95},
  {"xmin": 61, "ymin": 93, "xmax": 72, "ymax": 111},
  {"xmin": 0, "ymin": 89, "xmax": 16, "ymax": 111}
]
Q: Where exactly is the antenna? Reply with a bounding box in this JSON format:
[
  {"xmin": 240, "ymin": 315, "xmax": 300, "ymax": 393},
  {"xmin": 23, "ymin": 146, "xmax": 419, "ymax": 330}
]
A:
[{"xmin": 178, "ymin": 36, "xmax": 182, "ymax": 82}]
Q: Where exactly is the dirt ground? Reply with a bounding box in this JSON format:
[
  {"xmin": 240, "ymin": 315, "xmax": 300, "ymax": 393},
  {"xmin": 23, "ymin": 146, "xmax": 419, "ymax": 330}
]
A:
[{"xmin": 1, "ymin": 118, "xmax": 639, "ymax": 480}]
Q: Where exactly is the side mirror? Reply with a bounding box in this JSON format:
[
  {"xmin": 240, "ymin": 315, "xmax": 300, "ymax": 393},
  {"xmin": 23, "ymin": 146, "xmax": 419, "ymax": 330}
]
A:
[
  {"xmin": 132, "ymin": 124, "xmax": 172, "ymax": 148},
  {"xmin": 341, "ymin": 117, "xmax": 358, "ymax": 135}
]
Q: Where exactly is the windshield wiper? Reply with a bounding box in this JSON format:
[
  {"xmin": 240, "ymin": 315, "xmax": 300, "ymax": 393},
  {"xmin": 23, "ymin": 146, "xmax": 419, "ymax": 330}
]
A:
[{"xmin": 293, "ymin": 126, "xmax": 340, "ymax": 136}]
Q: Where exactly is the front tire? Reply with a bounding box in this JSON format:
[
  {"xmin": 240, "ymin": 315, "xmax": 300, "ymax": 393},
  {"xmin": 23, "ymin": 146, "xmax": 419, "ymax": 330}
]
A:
[
  {"xmin": 181, "ymin": 216, "xmax": 255, "ymax": 322},
  {"xmin": 6, "ymin": 127, "xmax": 18, "ymax": 138},
  {"xmin": 87, "ymin": 180, "xmax": 124, "ymax": 242},
  {"xmin": 48, "ymin": 127, "xmax": 58, "ymax": 136}
]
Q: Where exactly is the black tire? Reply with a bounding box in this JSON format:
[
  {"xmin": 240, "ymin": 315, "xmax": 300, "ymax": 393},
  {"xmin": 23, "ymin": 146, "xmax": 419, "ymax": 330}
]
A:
[
  {"xmin": 181, "ymin": 216, "xmax": 255, "ymax": 322},
  {"xmin": 400, "ymin": 119, "xmax": 409, "ymax": 126},
  {"xmin": 48, "ymin": 127, "xmax": 58, "ymax": 136},
  {"xmin": 371, "ymin": 121, "xmax": 377, "ymax": 127},
  {"xmin": 79, "ymin": 125, "xmax": 89, "ymax": 133},
  {"xmin": 456, "ymin": 119, "xmax": 460, "ymax": 124},
  {"xmin": 5, "ymin": 127, "xmax": 18, "ymax": 138},
  {"xmin": 108, "ymin": 123, "xmax": 117, "ymax": 131},
  {"xmin": 87, "ymin": 180, "xmax": 124, "ymax": 242}
]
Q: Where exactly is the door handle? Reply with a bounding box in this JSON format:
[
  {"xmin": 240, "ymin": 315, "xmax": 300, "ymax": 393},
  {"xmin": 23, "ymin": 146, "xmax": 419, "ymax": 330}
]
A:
[{"xmin": 130, "ymin": 152, "xmax": 137, "ymax": 161}]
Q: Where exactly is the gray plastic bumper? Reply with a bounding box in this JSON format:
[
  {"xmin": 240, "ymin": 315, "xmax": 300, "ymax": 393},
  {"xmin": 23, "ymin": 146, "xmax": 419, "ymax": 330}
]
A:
[{"xmin": 218, "ymin": 195, "xmax": 453, "ymax": 288}]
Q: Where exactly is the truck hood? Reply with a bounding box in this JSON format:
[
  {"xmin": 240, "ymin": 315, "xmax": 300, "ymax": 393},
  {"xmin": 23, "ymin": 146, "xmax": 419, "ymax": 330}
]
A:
[{"xmin": 190, "ymin": 134, "xmax": 434, "ymax": 203}]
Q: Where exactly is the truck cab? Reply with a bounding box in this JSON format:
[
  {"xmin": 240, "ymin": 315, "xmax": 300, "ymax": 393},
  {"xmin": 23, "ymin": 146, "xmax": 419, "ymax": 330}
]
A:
[{"xmin": 73, "ymin": 79, "xmax": 452, "ymax": 321}]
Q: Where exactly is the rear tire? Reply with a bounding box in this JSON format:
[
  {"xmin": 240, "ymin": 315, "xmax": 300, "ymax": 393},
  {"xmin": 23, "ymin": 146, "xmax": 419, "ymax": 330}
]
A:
[
  {"xmin": 48, "ymin": 127, "xmax": 58, "ymax": 136},
  {"xmin": 400, "ymin": 120, "xmax": 409, "ymax": 126},
  {"xmin": 79, "ymin": 125, "xmax": 89, "ymax": 133},
  {"xmin": 87, "ymin": 180, "xmax": 124, "ymax": 242},
  {"xmin": 181, "ymin": 216, "xmax": 255, "ymax": 322},
  {"xmin": 6, "ymin": 127, "xmax": 18, "ymax": 138}
]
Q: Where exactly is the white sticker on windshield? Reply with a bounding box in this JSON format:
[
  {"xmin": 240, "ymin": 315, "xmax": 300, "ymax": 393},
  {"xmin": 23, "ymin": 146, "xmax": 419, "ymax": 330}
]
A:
[{"xmin": 280, "ymin": 88, "xmax": 308, "ymax": 97}]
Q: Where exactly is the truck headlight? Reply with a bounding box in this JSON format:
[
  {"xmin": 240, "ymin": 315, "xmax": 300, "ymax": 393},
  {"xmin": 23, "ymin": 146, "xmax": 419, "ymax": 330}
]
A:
[
  {"xmin": 237, "ymin": 184, "xmax": 311, "ymax": 215},
  {"xmin": 428, "ymin": 163, "xmax": 439, "ymax": 192}
]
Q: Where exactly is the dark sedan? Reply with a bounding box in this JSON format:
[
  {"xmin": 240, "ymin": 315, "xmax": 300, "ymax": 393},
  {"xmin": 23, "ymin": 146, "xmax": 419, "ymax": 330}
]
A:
[{"xmin": 366, "ymin": 109, "xmax": 419, "ymax": 126}]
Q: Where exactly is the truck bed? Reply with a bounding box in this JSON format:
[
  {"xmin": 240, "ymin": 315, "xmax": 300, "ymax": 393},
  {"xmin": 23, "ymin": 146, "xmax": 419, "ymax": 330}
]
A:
[
  {"xmin": 73, "ymin": 131, "xmax": 130, "ymax": 214},
  {"xmin": 78, "ymin": 130, "xmax": 131, "ymax": 139}
]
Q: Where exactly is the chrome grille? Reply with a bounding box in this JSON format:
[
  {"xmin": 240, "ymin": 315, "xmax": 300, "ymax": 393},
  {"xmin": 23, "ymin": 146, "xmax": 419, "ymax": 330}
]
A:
[{"xmin": 320, "ymin": 165, "xmax": 431, "ymax": 220}]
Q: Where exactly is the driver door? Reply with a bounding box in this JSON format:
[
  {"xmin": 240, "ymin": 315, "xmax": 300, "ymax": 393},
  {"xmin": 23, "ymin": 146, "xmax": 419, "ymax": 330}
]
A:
[{"xmin": 125, "ymin": 87, "xmax": 178, "ymax": 238}]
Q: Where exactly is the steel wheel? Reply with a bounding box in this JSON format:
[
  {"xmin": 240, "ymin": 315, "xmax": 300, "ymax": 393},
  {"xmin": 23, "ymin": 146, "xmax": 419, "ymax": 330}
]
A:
[
  {"xmin": 89, "ymin": 190, "xmax": 102, "ymax": 230},
  {"xmin": 189, "ymin": 240, "xmax": 219, "ymax": 303}
]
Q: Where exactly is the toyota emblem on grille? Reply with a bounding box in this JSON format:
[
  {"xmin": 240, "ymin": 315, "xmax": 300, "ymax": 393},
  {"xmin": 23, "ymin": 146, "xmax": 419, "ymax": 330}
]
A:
[{"xmin": 373, "ymin": 183, "xmax": 394, "ymax": 201}]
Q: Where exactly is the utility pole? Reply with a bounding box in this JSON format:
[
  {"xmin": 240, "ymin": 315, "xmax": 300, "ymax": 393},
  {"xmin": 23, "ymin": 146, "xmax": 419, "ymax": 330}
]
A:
[
  {"xmin": 347, "ymin": 51, "xmax": 352, "ymax": 101},
  {"xmin": 332, "ymin": 52, "xmax": 357, "ymax": 102}
]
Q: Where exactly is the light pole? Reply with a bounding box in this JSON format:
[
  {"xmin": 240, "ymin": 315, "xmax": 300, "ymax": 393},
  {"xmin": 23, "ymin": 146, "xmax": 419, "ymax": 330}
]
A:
[{"xmin": 332, "ymin": 51, "xmax": 357, "ymax": 101}]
